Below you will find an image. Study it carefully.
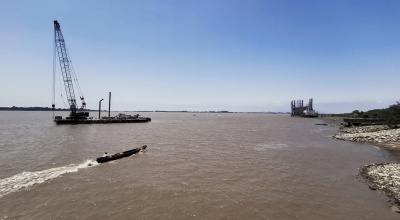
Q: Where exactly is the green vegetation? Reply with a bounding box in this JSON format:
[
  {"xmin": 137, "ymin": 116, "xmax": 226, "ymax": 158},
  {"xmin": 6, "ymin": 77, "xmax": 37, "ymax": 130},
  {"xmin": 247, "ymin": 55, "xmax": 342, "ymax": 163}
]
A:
[
  {"xmin": 350, "ymin": 102, "xmax": 400, "ymax": 128},
  {"xmin": 382, "ymin": 103, "xmax": 400, "ymax": 128},
  {"xmin": 323, "ymin": 101, "xmax": 400, "ymax": 128}
]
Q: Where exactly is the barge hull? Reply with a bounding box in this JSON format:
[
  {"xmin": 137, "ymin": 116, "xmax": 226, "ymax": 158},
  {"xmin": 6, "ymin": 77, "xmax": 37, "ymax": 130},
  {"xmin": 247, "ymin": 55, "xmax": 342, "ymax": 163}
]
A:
[
  {"xmin": 55, "ymin": 118, "xmax": 151, "ymax": 124},
  {"xmin": 301, "ymin": 115, "xmax": 318, "ymax": 118}
]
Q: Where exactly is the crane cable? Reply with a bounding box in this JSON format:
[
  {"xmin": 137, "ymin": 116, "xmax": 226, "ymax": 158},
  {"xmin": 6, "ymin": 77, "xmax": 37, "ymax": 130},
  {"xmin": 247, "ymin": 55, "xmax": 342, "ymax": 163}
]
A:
[
  {"xmin": 67, "ymin": 51, "xmax": 84, "ymax": 100},
  {"xmin": 53, "ymin": 30, "xmax": 69, "ymax": 113},
  {"xmin": 57, "ymin": 56, "xmax": 69, "ymax": 109},
  {"xmin": 52, "ymin": 30, "xmax": 56, "ymax": 119},
  {"xmin": 55, "ymin": 37, "xmax": 69, "ymax": 110},
  {"xmin": 58, "ymin": 26, "xmax": 82, "ymax": 99},
  {"xmin": 64, "ymin": 39, "xmax": 84, "ymax": 102},
  {"xmin": 54, "ymin": 24, "xmax": 84, "ymax": 112},
  {"xmin": 59, "ymin": 71, "xmax": 69, "ymax": 109}
]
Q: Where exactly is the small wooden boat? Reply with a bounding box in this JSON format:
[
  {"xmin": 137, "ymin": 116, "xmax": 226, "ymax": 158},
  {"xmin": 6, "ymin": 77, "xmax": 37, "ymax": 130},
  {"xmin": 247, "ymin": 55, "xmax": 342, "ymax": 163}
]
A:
[
  {"xmin": 96, "ymin": 145, "xmax": 147, "ymax": 163},
  {"xmin": 315, "ymin": 123, "xmax": 327, "ymax": 125}
]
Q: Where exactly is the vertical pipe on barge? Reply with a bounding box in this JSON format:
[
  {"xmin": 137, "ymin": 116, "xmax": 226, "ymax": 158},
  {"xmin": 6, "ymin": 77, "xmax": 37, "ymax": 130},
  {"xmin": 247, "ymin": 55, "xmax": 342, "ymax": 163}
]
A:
[
  {"xmin": 99, "ymin": 98, "xmax": 104, "ymax": 119},
  {"xmin": 109, "ymin": 92, "xmax": 111, "ymax": 117}
]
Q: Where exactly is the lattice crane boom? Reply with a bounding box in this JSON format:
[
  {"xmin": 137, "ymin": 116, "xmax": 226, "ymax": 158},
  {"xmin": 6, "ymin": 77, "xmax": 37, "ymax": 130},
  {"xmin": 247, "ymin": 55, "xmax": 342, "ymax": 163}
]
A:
[{"xmin": 53, "ymin": 20, "xmax": 87, "ymax": 117}]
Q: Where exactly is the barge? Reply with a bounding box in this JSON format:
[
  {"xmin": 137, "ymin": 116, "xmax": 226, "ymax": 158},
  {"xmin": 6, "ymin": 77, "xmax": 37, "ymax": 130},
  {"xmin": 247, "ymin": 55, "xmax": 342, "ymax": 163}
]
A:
[
  {"xmin": 54, "ymin": 113, "xmax": 151, "ymax": 124},
  {"xmin": 51, "ymin": 21, "xmax": 151, "ymax": 124},
  {"xmin": 300, "ymin": 109, "xmax": 318, "ymax": 118}
]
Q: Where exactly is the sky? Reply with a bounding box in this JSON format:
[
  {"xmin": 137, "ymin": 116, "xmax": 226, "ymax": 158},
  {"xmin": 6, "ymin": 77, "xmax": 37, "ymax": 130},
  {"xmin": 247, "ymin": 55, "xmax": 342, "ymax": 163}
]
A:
[{"xmin": 0, "ymin": 0, "xmax": 399, "ymax": 113}]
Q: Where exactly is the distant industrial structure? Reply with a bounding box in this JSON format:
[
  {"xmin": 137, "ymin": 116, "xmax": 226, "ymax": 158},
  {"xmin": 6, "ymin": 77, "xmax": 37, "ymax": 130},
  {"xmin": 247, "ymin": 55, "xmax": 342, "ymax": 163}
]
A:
[{"xmin": 291, "ymin": 98, "xmax": 318, "ymax": 117}]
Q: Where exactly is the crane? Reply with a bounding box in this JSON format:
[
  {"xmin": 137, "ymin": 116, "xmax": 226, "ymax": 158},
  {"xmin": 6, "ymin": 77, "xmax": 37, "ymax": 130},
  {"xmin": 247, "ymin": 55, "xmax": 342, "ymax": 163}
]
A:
[{"xmin": 53, "ymin": 20, "xmax": 89, "ymax": 119}]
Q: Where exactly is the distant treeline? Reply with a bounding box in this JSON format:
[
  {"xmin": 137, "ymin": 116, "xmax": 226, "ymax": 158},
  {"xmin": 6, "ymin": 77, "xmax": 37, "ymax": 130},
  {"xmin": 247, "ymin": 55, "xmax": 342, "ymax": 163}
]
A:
[
  {"xmin": 154, "ymin": 110, "xmax": 232, "ymax": 113},
  {"xmin": 0, "ymin": 106, "xmax": 100, "ymax": 111},
  {"xmin": 0, "ymin": 107, "xmax": 232, "ymax": 113}
]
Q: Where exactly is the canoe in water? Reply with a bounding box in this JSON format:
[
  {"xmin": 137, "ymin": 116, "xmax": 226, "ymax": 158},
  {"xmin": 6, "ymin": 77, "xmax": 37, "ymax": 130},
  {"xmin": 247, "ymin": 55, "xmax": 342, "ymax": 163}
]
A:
[{"xmin": 96, "ymin": 145, "xmax": 147, "ymax": 163}]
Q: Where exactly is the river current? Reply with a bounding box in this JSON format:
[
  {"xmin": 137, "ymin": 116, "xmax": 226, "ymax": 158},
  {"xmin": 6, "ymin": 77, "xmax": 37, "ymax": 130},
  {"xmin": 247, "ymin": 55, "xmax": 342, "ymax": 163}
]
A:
[{"xmin": 0, "ymin": 111, "xmax": 399, "ymax": 219}]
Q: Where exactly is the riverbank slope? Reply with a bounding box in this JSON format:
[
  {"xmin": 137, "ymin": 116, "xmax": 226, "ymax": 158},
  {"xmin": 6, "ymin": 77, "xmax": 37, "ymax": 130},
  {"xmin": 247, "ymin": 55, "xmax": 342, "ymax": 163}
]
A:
[{"xmin": 320, "ymin": 117, "xmax": 400, "ymax": 212}]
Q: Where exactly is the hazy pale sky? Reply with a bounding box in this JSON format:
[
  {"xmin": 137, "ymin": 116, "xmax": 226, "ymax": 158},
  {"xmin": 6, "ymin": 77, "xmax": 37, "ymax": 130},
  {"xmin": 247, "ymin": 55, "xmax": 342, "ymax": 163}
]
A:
[{"xmin": 0, "ymin": 0, "xmax": 399, "ymax": 113}]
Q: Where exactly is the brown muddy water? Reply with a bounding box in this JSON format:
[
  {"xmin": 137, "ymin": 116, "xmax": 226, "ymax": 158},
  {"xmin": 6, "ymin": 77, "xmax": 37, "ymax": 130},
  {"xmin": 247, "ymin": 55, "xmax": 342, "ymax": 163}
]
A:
[{"xmin": 0, "ymin": 111, "xmax": 399, "ymax": 219}]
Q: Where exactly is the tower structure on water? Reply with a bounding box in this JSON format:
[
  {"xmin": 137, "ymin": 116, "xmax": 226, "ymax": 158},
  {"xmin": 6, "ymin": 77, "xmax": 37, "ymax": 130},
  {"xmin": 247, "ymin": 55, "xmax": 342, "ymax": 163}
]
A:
[{"xmin": 291, "ymin": 98, "xmax": 318, "ymax": 117}]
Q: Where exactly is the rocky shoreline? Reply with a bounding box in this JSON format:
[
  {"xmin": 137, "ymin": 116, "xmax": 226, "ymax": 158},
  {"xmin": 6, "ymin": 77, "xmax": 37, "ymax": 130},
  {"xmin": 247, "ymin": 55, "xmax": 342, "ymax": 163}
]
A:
[
  {"xmin": 359, "ymin": 163, "xmax": 400, "ymax": 213},
  {"xmin": 332, "ymin": 125, "xmax": 400, "ymax": 151},
  {"xmin": 322, "ymin": 119, "xmax": 400, "ymax": 213}
]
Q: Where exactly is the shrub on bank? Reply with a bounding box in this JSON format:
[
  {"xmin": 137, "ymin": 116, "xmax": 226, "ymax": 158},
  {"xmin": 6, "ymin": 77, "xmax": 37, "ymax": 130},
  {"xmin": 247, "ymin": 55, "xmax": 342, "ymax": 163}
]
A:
[{"xmin": 382, "ymin": 103, "xmax": 400, "ymax": 128}]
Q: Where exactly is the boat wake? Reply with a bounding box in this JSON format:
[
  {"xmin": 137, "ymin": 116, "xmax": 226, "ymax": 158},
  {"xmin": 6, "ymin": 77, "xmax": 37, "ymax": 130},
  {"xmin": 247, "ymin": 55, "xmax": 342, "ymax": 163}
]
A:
[{"xmin": 0, "ymin": 159, "xmax": 98, "ymax": 198}]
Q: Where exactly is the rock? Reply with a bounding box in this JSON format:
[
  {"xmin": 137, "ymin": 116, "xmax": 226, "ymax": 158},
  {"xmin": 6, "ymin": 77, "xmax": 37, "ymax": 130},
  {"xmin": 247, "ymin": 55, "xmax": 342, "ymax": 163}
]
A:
[
  {"xmin": 361, "ymin": 163, "xmax": 400, "ymax": 206},
  {"xmin": 390, "ymin": 206, "xmax": 400, "ymax": 213}
]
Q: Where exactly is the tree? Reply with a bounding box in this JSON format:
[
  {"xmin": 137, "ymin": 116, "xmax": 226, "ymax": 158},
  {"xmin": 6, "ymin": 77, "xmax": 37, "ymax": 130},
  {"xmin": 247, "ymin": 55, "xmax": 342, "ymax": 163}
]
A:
[
  {"xmin": 382, "ymin": 103, "xmax": 400, "ymax": 128},
  {"xmin": 352, "ymin": 110, "xmax": 360, "ymax": 114}
]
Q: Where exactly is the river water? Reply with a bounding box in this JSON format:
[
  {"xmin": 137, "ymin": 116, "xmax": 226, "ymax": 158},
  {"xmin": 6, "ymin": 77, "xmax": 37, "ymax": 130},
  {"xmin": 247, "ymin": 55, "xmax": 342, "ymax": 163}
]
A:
[{"xmin": 0, "ymin": 111, "xmax": 399, "ymax": 219}]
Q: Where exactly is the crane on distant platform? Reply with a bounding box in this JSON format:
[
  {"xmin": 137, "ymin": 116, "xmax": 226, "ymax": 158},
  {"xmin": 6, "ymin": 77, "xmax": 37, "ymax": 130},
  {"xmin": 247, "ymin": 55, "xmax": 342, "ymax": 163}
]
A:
[{"xmin": 52, "ymin": 20, "xmax": 89, "ymax": 119}]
